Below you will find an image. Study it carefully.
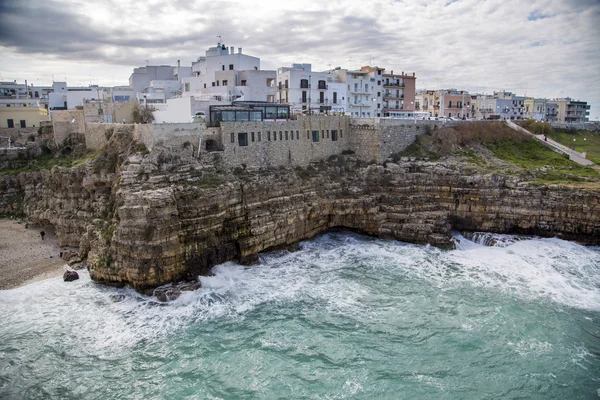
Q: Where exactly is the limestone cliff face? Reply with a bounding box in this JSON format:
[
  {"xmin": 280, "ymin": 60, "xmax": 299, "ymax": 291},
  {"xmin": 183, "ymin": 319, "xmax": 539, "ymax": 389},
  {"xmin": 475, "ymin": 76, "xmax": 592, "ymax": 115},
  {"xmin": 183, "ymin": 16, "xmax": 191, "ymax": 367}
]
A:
[
  {"xmin": 2, "ymin": 153, "xmax": 599, "ymax": 291},
  {"xmin": 91, "ymin": 155, "xmax": 600, "ymax": 290}
]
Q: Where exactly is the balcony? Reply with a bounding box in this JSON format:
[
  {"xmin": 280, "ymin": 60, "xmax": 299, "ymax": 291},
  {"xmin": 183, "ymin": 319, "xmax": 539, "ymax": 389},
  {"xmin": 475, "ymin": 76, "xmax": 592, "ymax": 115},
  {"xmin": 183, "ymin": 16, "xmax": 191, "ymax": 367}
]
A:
[
  {"xmin": 349, "ymin": 88, "xmax": 370, "ymax": 94},
  {"xmin": 383, "ymin": 107, "xmax": 403, "ymax": 111},
  {"xmin": 383, "ymin": 94, "xmax": 404, "ymax": 100},
  {"xmin": 383, "ymin": 82, "xmax": 404, "ymax": 89},
  {"xmin": 349, "ymin": 101, "xmax": 372, "ymax": 107},
  {"xmin": 317, "ymin": 84, "xmax": 327, "ymax": 90}
]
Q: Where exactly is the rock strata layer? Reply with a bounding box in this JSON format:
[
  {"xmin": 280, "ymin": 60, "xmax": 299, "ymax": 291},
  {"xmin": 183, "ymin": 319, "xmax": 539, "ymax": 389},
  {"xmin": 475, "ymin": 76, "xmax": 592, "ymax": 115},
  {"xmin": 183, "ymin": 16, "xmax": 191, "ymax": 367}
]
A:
[{"xmin": 2, "ymin": 153, "xmax": 599, "ymax": 291}]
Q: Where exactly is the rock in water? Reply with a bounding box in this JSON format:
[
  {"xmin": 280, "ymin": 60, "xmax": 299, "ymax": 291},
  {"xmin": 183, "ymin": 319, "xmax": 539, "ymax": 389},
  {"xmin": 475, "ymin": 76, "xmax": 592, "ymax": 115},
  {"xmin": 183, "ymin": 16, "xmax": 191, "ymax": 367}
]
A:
[
  {"xmin": 153, "ymin": 285, "xmax": 181, "ymax": 302},
  {"xmin": 63, "ymin": 270, "xmax": 79, "ymax": 282}
]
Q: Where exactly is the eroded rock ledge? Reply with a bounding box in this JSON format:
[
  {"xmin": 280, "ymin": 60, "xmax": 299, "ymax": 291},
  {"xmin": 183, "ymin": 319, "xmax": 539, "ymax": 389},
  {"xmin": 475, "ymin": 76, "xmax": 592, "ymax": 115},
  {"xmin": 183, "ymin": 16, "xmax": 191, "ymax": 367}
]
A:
[{"xmin": 2, "ymin": 153, "xmax": 599, "ymax": 291}]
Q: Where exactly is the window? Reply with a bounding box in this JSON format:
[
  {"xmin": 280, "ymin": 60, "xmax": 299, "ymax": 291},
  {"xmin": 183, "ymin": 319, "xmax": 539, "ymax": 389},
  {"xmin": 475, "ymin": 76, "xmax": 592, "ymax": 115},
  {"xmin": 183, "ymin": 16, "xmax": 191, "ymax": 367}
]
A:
[
  {"xmin": 258, "ymin": 132, "xmax": 262, "ymax": 142},
  {"xmin": 229, "ymin": 64, "xmax": 234, "ymax": 70},
  {"xmin": 7, "ymin": 119, "xmax": 14, "ymax": 128},
  {"xmin": 331, "ymin": 130, "xmax": 338, "ymax": 141},
  {"xmin": 307, "ymin": 130, "xmax": 310, "ymax": 139},
  {"xmin": 212, "ymin": 82, "xmax": 215, "ymax": 87},
  {"xmin": 365, "ymin": 83, "xmax": 368, "ymax": 91},
  {"xmin": 216, "ymin": 81, "xmax": 219, "ymax": 86},
  {"xmin": 321, "ymin": 130, "xmax": 324, "ymax": 139},
  {"xmin": 230, "ymin": 133, "xmax": 235, "ymax": 143},
  {"xmin": 20, "ymin": 120, "xmax": 26, "ymax": 128},
  {"xmin": 273, "ymin": 131, "xmax": 277, "ymax": 141},
  {"xmin": 223, "ymin": 80, "xmax": 228, "ymax": 86},
  {"xmin": 312, "ymin": 130, "xmax": 319, "ymax": 142},
  {"xmin": 241, "ymin": 80, "xmax": 247, "ymax": 86},
  {"xmin": 300, "ymin": 79, "xmax": 309, "ymax": 89},
  {"xmin": 268, "ymin": 131, "xmax": 271, "ymax": 141},
  {"xmin": 98, "ymin": 108, "xmax": 103, "ymax": 115},
  {"xmin": 204, "ymin": 83, "xmax": 207, "ymax": 89},
  {"xmin": 238, "ymin": 132, "xmax": 248, "ymax": 146},
  {"xmin": 279, "ymin": 131, "xmax": 282, "ymax": 140},
  {"xmin": 251, "ymin": 132, "xmax": 255, "ymax": 142},
  {"xmin": 333, "ymin": 92, "xmax": 337, "ymax": 104},
  {"xmin": 377, "ymin": 80, "xmax": 381, "ymax": 85},
  {"xmin": 340, "ymin": 129, "xmax": 343, "ymax": 138},
  {"xmin": 285, "ymin": 131, "xmax": 288, "ymax": 140},
  {"xmin": 222, "ymin": 65, "xmax": 225, "ymax": 71},
  {"xmin": 185, "ymin": 83, "xmax": 190, "ymax": 92},
  {"xmin": 296, "ymin": 130, "xmax": 299, "ymax": 140},
  {"xmin": 448, "ymin": 101, "xmax": 452, "ymax": 108}
]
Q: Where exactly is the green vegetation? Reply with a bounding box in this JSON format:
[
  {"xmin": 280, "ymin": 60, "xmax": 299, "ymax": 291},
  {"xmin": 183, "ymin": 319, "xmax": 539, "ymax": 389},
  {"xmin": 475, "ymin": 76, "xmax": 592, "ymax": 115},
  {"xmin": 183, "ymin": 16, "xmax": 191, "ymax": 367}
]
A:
[
  {"xmin": 484, "ymin": 139, "xmax": 599, "ymax": 183},
  {"xmin": 520, "ymin": 119, "xmax": 553, "ymax": 136},
  {"xmin": 392, "ymin": 134, "xmax": 440, "ymax": 161},
  {"xmin": 545, "ymin": 128, "xmax": 600, "ymax": 164},
  {"xmin": 390, "ymin": 122, "xmax": 599, "ymax": 184},
  {"xmin": 0, "ymin": 149, "xmax": 101, "ymax": 176}
]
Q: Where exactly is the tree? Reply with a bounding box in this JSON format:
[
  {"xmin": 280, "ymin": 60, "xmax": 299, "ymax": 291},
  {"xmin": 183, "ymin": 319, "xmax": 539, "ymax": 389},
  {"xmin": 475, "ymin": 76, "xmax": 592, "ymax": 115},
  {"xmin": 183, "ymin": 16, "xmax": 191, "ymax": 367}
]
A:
[{"xmin": 131, "ymin": 101, "xmax": 155, "ymax": 124}]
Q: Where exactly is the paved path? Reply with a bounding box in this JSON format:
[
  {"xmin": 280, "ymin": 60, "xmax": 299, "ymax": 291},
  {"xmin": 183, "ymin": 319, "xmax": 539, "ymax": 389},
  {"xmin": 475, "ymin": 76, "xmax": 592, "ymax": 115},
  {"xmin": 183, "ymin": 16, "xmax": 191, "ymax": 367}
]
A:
[{"xmin": 505, "ymin": 120, "xmax": 594, "ymax": 166}]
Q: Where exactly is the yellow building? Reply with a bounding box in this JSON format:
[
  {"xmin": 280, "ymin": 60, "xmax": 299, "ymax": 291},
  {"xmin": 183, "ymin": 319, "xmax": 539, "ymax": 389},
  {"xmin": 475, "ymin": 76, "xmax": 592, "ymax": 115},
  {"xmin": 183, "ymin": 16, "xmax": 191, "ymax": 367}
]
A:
[{"xmin": 0, "ymin": 107, "xmax": 49, "ymax": 128}]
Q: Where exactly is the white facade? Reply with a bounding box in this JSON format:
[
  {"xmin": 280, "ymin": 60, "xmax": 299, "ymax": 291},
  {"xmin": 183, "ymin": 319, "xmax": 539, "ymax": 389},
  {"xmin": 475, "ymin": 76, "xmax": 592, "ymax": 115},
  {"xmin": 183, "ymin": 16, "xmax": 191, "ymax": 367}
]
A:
[
  {"xmin": 276, "ymin": 64, "xmax": 347, "ymax": 114},
  {"xmin": 129, "ymin": 65, "xmax": 178, "ymax": 94},
  {"xmin": 179, "ymin": 43, "xmax": 275, "ymax": 105},
  {"xmin": 334, "ymin": 68, "xmax": 384, "ymax": 118},
  {"xmin": 48, "ymin": 82, "xmax": 105, "ymax": 110}
]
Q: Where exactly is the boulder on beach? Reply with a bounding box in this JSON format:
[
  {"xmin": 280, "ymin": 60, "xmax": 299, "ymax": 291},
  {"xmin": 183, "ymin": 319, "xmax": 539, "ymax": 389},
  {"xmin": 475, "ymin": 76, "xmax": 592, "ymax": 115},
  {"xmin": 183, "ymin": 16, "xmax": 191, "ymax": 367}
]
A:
[{"xmin": 63, "ymin": 270, "xmax": 79, "ymax": 282}]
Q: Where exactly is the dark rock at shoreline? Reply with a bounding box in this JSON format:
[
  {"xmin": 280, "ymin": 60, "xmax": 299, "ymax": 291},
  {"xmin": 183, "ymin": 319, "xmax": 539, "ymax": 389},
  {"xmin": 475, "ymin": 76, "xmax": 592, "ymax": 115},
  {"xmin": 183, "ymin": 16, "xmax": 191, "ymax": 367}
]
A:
[{"xmin": 63, "ymin": 270, "xmax": 79, "ymax": 282}]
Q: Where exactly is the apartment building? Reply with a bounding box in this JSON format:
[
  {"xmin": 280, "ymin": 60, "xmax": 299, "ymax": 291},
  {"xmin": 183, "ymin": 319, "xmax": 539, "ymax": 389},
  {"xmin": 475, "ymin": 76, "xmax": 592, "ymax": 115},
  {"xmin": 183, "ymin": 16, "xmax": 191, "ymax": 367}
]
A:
[
  {"xmin": 333, "ymin": 67, "xmax": 381, "ymax": 117},
  {"xmin": 181, "ymin": 43, "xmax": 275, "ymax": 103},
  {"xmin": 277, "ymin": 64, "xmax": 347, "ymax": 114},
  {"xmin": 550, "ymin": 98, "xmax": 590, "ymax": 124},
  {"xmin": 382, "ymin": 71, "xmax": 416, "ymax": 116},
  {"xmin": 416, "ymin": 89, "xmax": 469, "ymax": 118}
]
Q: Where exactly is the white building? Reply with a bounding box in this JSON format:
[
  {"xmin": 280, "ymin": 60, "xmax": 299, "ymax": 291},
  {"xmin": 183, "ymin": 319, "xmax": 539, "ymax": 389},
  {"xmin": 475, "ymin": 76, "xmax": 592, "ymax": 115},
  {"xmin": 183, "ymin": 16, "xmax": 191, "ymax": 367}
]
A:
[
  {"xmin": 48, "ymin": 82, "xmax": 105, "ymax": 110},
  {"xmin": 332, "ymin": 67, "xmax": 382, "ymax": 117},
  {"xmin": 276, "ymin": 64, "xmax": 347, "ymax": 114}
]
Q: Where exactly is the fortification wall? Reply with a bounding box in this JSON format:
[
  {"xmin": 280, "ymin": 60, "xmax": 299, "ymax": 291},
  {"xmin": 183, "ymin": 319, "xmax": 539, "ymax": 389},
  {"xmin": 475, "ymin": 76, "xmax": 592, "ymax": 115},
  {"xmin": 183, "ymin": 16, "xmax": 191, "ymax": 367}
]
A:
[
  {"xmin": 51, "ymin": 110, "xmax": 85, "ymax": 147},
  {"xmin": 220, "ymin": 116, "xmax": 351, "ymax": 168},
  {"xmin": 377, "ymin": 119, "xmax": 444, "ymax": 162}
]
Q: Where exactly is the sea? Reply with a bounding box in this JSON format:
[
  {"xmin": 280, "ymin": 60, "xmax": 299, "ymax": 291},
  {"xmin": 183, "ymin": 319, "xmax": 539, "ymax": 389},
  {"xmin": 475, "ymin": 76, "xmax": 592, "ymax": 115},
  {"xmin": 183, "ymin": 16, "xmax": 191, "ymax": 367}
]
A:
[{"xmin": 0, "ymin": 232, "xmax": 599, "ymax": 399}]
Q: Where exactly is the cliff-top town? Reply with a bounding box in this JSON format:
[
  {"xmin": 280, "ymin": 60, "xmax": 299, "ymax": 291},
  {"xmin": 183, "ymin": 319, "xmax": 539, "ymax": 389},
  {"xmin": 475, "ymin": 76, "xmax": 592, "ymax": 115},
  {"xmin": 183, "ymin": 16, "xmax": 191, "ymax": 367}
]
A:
[{"xmin": 0, "ymin": 41, "xmax": 592, "ymax": 129}]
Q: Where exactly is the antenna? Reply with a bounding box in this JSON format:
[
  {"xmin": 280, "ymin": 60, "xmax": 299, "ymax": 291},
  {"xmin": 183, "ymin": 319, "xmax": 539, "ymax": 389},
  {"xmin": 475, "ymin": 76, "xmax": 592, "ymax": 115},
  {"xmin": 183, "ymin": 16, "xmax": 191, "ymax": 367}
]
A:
[{"xmin": 217, "ymin": 35, "xmax": 222, "ymax": 44}]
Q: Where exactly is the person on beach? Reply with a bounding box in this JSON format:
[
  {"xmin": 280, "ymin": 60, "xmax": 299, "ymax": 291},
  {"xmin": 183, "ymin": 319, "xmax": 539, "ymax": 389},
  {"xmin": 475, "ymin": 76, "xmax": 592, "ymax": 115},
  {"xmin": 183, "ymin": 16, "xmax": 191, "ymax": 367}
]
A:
[{"xmin": 40, "ymin": 231, "xmax": 45, "ymax": 240}]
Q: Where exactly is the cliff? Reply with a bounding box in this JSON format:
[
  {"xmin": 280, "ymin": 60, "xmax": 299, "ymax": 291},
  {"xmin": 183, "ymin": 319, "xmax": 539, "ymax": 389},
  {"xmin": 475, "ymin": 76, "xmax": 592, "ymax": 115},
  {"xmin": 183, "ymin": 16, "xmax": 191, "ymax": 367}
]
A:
[{"xmin": 2, "ymin": 149, "xmax": 599, "ymax": 291}]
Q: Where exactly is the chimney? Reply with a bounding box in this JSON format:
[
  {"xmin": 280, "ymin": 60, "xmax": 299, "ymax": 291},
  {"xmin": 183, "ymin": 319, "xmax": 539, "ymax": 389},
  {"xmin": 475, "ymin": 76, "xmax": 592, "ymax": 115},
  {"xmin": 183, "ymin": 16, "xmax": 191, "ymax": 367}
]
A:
[
  {"xmin": 238, "ymin": 47, "xmax": 242, "ymax": 54},
  {"xmin": 413, "ymin": 72, "xmax": 415, "ymax": 77},
  {"xmin": 401, "ymin": 71, "xmax": 404, "ymax": 75},
  {"xmin": 230, "ymin": 46, "xmax": 234, "ymax": 54}
]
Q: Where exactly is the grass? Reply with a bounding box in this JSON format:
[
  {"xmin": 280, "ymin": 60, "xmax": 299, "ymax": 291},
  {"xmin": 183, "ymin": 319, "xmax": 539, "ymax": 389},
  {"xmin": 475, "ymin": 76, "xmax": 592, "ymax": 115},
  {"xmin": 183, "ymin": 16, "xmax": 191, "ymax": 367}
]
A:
[
  {"xmin": 484, "ymin": 139, "xmax": 600, "ymax": 183},
  {"xmin": 392, "ymin": 134, "xmax": 440, "ymax": 161},
  {"xmin": 0, "ymin": 150, "xmax": 101, "ymax": 176},
  {"xmin": 545, "ymin": 128, "xmax": 600, "ymax": 164}
]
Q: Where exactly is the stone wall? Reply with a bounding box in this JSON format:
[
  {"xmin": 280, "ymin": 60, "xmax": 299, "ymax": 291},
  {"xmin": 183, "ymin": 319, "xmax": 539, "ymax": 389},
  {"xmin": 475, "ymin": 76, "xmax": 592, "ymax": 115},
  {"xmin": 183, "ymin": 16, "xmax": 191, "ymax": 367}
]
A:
[
  {"xmin": 220, "ymin": 116, "xmax": 351, "ymax": 168},
  {"xmin": 51, "ymin": 110, "xmax": 86, "ymax": 147},
  {"xmin": 377, "ymin": 119, "xmax": 443, "ymax": 162}
]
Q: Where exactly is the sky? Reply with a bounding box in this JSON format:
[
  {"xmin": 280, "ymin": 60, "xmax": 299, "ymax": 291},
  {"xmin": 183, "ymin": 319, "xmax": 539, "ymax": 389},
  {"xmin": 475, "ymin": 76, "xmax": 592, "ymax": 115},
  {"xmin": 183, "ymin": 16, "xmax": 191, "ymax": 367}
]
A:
[{"xmin": 1, "ymin": 0, "xmax": 599, "ymax": 119}]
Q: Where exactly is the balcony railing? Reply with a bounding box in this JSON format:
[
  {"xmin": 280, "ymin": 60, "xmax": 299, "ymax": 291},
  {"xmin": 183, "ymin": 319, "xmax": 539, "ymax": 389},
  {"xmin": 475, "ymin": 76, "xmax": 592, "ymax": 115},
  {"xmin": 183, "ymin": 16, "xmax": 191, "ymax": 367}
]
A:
[{"xmin": 317, "ymin": 84, "xmax": 327, "ymax": 90}]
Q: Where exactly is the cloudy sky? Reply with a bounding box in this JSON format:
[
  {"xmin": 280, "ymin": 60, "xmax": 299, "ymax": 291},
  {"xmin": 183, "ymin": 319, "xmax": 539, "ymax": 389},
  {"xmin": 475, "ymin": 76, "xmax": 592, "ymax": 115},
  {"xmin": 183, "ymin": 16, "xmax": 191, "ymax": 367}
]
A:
[{"xmin": 1, "ymin": 0, "xmax": 599, "ymax": 118}]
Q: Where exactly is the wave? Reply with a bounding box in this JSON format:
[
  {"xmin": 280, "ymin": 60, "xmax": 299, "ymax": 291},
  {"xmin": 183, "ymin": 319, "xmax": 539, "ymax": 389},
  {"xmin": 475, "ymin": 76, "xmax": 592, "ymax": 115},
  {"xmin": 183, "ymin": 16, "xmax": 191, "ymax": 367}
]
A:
[{"xmin": 0, "ymin": 232, "xmax": 598, "ymax": 354}]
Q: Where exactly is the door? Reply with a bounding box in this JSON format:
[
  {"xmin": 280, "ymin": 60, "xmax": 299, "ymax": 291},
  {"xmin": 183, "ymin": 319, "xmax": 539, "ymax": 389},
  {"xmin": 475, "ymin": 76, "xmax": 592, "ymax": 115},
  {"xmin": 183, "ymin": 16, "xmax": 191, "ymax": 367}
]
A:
[{"xmin": 7, "ymin": 119, "xmax": 14, "ymax": 128}]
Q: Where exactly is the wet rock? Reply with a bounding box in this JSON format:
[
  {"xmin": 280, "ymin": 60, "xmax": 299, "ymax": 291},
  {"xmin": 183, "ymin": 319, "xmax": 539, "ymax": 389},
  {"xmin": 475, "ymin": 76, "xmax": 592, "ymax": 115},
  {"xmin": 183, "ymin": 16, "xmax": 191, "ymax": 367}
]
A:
[
  {"xmin": 179, "ymin": 280, "xmax": 202, "ymax": 292},
  {"xmin": 63, "ymin": 270, "xmax": 79, "ymax": 282},
  {"xmin": 153, "ymin": 285, "xmax": 181, "ymax": 302},
  {"xmin": 109, "ymin": 294, "xmax": 125, "ymax": 303}
]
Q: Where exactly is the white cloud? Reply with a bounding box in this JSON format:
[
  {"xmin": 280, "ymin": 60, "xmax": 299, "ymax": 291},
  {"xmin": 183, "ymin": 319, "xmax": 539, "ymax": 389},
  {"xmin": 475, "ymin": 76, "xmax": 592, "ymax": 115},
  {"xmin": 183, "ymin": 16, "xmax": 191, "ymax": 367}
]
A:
[{"xmin": 0, "ymin": 0, "xmax": 598, "ymax": 118}]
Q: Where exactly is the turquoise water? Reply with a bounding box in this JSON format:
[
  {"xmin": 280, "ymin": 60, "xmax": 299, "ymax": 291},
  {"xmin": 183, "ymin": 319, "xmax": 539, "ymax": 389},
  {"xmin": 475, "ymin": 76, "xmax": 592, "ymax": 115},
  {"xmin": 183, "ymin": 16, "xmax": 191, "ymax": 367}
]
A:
[{"xmin": 1, "ymin": 233, "xmax": 599, "ymax": 399}]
